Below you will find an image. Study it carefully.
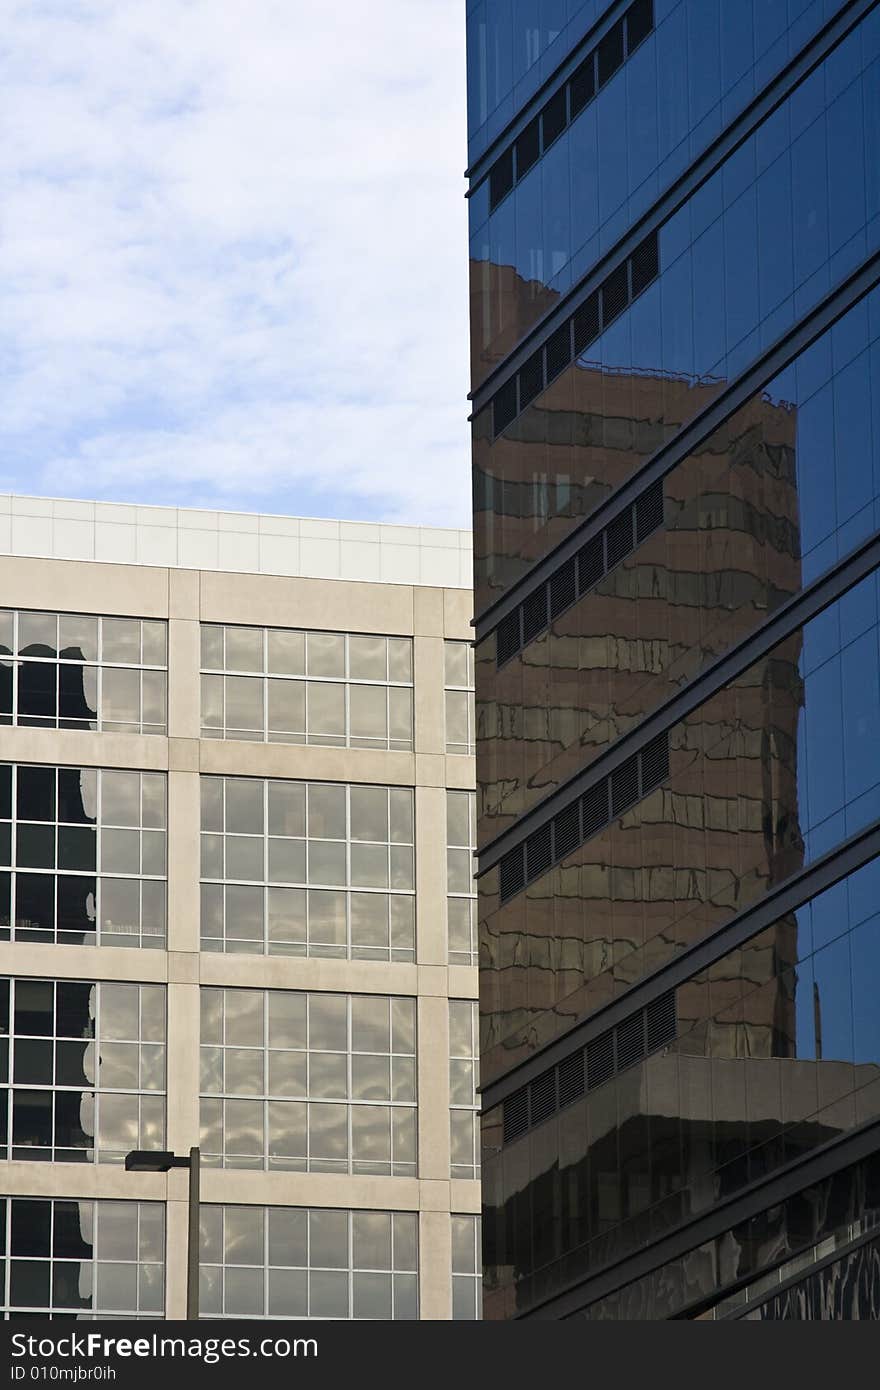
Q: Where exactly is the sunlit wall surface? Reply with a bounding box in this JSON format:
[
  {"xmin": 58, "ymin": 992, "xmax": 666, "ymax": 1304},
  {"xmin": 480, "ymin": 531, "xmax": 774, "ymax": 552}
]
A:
[{"xmin": 468, "ymin": 0, "xmax": 880, "ymax": 1320}]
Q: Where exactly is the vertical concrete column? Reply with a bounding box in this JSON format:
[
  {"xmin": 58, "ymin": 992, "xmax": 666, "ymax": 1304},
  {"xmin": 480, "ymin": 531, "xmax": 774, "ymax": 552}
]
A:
[
  {"xmin": 417, "ymin": 993, "xmax": 450, "ymax": 1181},
  {"xmin": 418, "ymin": 1210, "xmax": 453, "ymax": 1320},
  {"xmin": 413, "ymin": 586, "xmax": 445, "ymax": 758},
  {"xmin": 415, "ymin": 784, "xmax": 448, "ymax": 968},
  {"xmin": 165, "ymin": 1182, "xmax": 191, "ymax": 1320},
  {"xmin": 167, "ymin": 569, "xmax": 201, "ymax": 742}
]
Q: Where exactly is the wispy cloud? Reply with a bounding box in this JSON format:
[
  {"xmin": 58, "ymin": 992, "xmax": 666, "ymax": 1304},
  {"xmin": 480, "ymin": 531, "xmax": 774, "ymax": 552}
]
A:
[{"xmin": 0, "ymin": 0, "xmax": 470, "ymax": 525}]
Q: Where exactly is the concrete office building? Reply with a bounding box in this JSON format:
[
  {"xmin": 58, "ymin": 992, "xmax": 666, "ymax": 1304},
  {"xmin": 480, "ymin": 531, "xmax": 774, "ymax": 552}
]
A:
[
  {"xmin": 467, "ymin": 0, "xmax": 880, "ymax": 1319},
  {"xmin": 0, "ymin": 493, "xmax": 480, "ymax": 1320}
]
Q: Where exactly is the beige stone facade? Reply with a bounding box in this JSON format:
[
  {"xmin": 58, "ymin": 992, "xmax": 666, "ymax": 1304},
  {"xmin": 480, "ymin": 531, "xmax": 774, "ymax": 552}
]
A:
[{"xmin": 0, "ymin": 503, "xmax": 477, "ymax": 1320}]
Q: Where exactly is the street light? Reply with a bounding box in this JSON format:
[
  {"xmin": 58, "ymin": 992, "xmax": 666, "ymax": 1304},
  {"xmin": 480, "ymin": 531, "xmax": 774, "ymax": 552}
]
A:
[{"xmin": 125, "ymin": 1146, "xmax": 200, "ymax": 1320}]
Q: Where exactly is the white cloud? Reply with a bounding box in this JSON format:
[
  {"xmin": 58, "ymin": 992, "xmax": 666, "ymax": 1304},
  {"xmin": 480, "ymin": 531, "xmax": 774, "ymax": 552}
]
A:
[{"xmin": 0, "ymin": 0, "xmax": 471, "ymax": 526}]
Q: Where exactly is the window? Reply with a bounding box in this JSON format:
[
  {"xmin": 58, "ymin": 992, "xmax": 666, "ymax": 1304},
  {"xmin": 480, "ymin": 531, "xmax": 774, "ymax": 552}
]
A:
[
  {"xmin": 199, "ymin": 1205, "xmax": 418, "ymax": 1319},
  {"xmin": 449, "ymin": 1000, "xmax": 480, "ymax": 1180},
  {"xmin": 451, "ymin": 1214, "xmax": 482, "ymax": 1320},
  {"xmin": 447, "ymin": 791, "xmax": 477, "ymax": 966},
  {"xmin": 0, "ymin": 763, "xmax": 167, "ymax": 948},
  {"xmin": 200, "ymin": 989, "xmax": 417, "ymax": 1177},
  {"xmin": 0, "ymin": 1198, "xmax": 165, "ymax": 1318},
  {"xmin": 0, "ymin": 979, "xmax": 166, "ymax": 1163},
  {"xmin": 200, "ymin": 778, "xmax": 415, "ymax": 961},
  {"xmin": 444, "ymin": 642, "xmax": 475, "ymax": 755},
  {"xmin": 0, "ymin": 610, "xmax": 166, "ymax": 735},
  {"xmin": 200, "ymin": 625, "xmax": 413, "ymax": 750}
]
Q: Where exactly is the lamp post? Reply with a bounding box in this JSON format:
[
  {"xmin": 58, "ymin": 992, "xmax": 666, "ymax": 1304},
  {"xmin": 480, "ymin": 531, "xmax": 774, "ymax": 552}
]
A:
[{"xmin": 125, "ymin": 1146, "xmax": 200, "ymax": 1320}]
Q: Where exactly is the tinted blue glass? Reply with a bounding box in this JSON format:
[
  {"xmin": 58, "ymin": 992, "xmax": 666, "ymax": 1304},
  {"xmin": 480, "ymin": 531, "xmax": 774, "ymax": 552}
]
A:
[
  {"xmin": 468, "ymin": 0, "xmax": 846, "ymax": 384},
  {"xmin": 482, "ymin": 849, "xmax": 880, "ymax": 1317}
]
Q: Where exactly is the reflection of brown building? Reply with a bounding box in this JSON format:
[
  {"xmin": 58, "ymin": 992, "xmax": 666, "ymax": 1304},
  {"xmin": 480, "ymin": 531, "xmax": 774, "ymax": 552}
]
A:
[
  {"xmin": 476, "ymin": 372, "xmax": 801, "ymax": 840},
  {"xmin": 470, "ymin": 256, "xmax": 562, "ymax": 391}
]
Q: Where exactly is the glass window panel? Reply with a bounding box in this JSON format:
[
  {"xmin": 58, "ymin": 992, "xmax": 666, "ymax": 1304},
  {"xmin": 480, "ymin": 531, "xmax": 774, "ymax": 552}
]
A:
[
  {"xmin": 268, "ymin": 887, "xmax": 306, "ymax": 943},
  {"xmin": 445, "ymin": 691, "xmax": 471, "ymax": 749},
  {"xmin": 225, "ymin": 835, "xmax": 263, "ymax": 881},
  {"xmin": 309, "ymin": 1052, "xmax": 348, "ymax": 1098},
  {"xmin": 268, "ymin": 678, "xmax": 304, "ymax": 735},
  {"xmin": 349, "ymin": 635, "xmax": 387, "ymax": 681},
  {"xmin": 19, "ymin": 612, "xmax": 57, "ymax": 655},
  {"xmin": 444, "ymin": 642, "xmax": 471, "ymax": 687},
  {"xmin": 351, "ymin": 893, "xmax": 388, "ymax": 948},
  {"xmin": 388, "ymin": 687, "xmax": 413, "ymax": 742},
  {"xmin": 349, "ymin": 684, "xmax": 387, "ymax": 741},
  {"xmin": 268, "ymin": 782, "xmax": 305, "ymax": 837},
  {"xmin": 389, "ymin": 789, "xmax": 413, "ymax": 844},
  {"xmin": 306, "ymin": 632, "xmax": 345, "ymax": 678},
  {"xmin": 101, "ymin": 619, "xmax": 140, "ymax": 665},
  {"xmin": 201, "ymin": 674, "xmax": 223, "ymax": 729},
  {"xmin": 351, "ymin": 1105, "xmax": 391, "ymax": 1166},
  {"xmin": 308, "ymin": 1102, "xmax": 348, "ymax": 1161},
  {"xmin": 101, "ymin": 772, "xmax": 140, "ymax": 828},
  {"xmin": 353, "ymin": 1271, "xmax": 392, "ymax": 1318},
  {"xmin": 268, "ymin": 838, "xmax": 306, "ymax": 884},
  {"xmin": 351, "ymin": 997, "xmax": 390, "ymax": 1054},
  {"xmin": 389, "ymin": 896, "xmax": 415, "ymax": 950},
  {"xmin": 267, "ymin": 629, "xmax": 305, "ymax": 676},
  {"xmin": 141, "ymin": 621, "xmax": 166, "ymax": 666},
  {"xmin": 350, "ymin": 842, "xmax": 387, "ymax": 889},
  {"xmin": 388, "ymin": 639, "xmax": 412, "ymax": 682},
  {"xmin": 307, "ymin": 785, "xmax": 346, "ymax": 840},
  {"xmin": 390, "ymin": 845, "xmax": 413, "ymax": 890},
  {"xmin": 224, "ymin": 780, "xmax": 264, "ymax": 835},
  {"xmin": 201, "ymin": 625, "xmax": 223, "ymax": 670},
  {"xmin": 100, "ymin": 984, "xmax": 140, "ymax": 1041},
  {"xmin": 225, "ymin": 676, "xmax": 263, "ymax": 734},
  {"xmin": 268, "ymin": 993, "xmax": 307, "ymax": 1049},
  {"xmin": 306, "ymin": 682, "xmax": 345, "ymax": 739},
  {"xmin": 224, "ymin": 1266, "xmax": 263, "ymax": 1315},
  {"xmin": 223, "ymin": 990, "xmax": 264, "ymax": 1047},
  {"xmin": 223, "ymin": 1099, "xmax": 264, "ymax": 1156},
  {"xmin": 268, "ymin": 1267, "xmax": 307, "ymax": 1315},
  {"xmin": 59, "ymin": 614, "xmax": 98, "ymax": 662},
  {"xmin": 100, "ymin": 828, "xmax": 140, "ymax": 875},
  {"xmin": 308, "ymin": 890, "xmax": 347, "ymax": 945},
  {"xmin": 268, "ymin": 1207, "xmax": 307, "ymax": 1266},
  {"xmin": 308, "ymin": 841, "xmax": 346, "ymax": 886},
  {"xmin": 349, "ymin": 787, "xmax": 388, "ymax": 842},
  {"xmin": 224, "ymin": 1205, "xmax": 264, "ymax": 1265},
  {"xmin": 225, "ymin": 627, "xmax": 264, "ymax": 673},
  {"xmin": 268, "ymin": 1100, "xmax": 307, "ymax": 1162},
  {"xmin": 308, "ymin": 995, "xmax": 347, "ymax": 1052},
  {"xmin": 309, "ymin": 1268, "xmax": 348, "ymax": 1317}
]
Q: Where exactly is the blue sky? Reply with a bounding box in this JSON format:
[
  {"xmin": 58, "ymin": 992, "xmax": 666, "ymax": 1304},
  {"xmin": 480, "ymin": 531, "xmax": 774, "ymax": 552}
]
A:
[{"xmin": 0, "ymin": 1, "xmax": 470, "ymax": 527}]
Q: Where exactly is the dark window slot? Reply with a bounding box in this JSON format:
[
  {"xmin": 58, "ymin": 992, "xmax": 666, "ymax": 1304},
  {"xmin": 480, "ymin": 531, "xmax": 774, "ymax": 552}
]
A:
[
  {"xmin": 625, "ymin": 0, "xmax": 654, "ymax": 55},
  {"xmin": 552, "ymin": 801, "xmax": 581, "ymax": 862},
  {"xmin": 503, "ymin": 1088, "xmax": 529, "ymax": 1144},
  {"xmin": 489, "ymin": 147, "xmax": 514, "ymax": 212},
  {"xmin": 646, "ymin": 989, "xmax": 676, "ymax": 1053},
  {"xmin": 526, "ymin": 823, "xmax": 552, "ymax": 881},
  {"xmin": 615, "ymin": 1012, "xmax": 645, "ymax": 1071},
  {"xmin": 635, "ymin": 478, "xmax": 664, "ymax": 543},
  {"xmin": 581, "ymin": 780, "xmax": 609, "ymax": 838},
  {"xmin": 549, "ymin": 557, "xmax": 577, "ymax": 620},
  {"xmin": 597, "ymin": 21, "xmax": 625, "ymax": 87},
  {"xmin": 577, "ymin": 534, "xmax": 605, "ymax": 594},
  {"xmin": 630, "ymin": 230, "xmax": 660, "ymax": 295},
  {"xmin": 499, "ymin": 848, "xmax": 525, "ymax": 903},
  {"xmin": 521, "ymin": 585, "xmax": 549, "ymax": 644},
  {"xmin": 569, "ymin": 54, "xmax": 596, "ymax": 119},
  {"xmin": 518, "ymin": 348, "xmax": 545, "ymax": 410},
  {"xmin": 515, "ymin": 117, "xmax": 541, "ymax": 179},
  {"xmin": 605, "ymin": 507, "xmax": 634, "ymax": 569},
  {"xmin": 557, "ymin": 1050, "xmax": 585, "ymax": 1107},
  {"xmin": 493, "ymin": 378, "xmax": 518, "ymax": 436},
  {"xmin": 545, "ymin": 321, "xmax": 573, "ymax": 383},
  {"xmin": 601, "ymin": 260, "xmax": 629, "ymax": 327},
  {"xmin": 496, "ymin": 610, "xmax": 522, "ymax": 669},
  {"xmin": 640, "ymin": 731, "xmax": 670, "ymax": 792},
  {"xmin": 541, "ymin": 87, "xmax": 567, "ymax": 151},
  {"xmin": 587, "ymin": 1030, "xmax": 614, "ymax": 1090},
  {"xmin": 529, "ymin": 1068, "xmax": 558, "ymax": 1127},
  {"xmin": 573, "ymin": 292, "xmax": 600, "ymax": 357},
  {"xmin": 610, "ymin": 756, "xmax": 639, "ymax": 817}
]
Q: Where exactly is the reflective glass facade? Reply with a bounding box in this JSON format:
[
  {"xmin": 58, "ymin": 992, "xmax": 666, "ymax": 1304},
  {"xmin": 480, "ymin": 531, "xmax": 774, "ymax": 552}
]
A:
[{"xmin": 468, "ymin": 0, "xmax": 880, "ymax": 1320}]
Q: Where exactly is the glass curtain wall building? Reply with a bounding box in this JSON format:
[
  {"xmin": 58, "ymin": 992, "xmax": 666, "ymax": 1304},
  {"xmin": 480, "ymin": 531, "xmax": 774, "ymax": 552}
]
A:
[{"xmin": 467, "ymin": 0, "xmax": 880, "ymax": 1319}]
